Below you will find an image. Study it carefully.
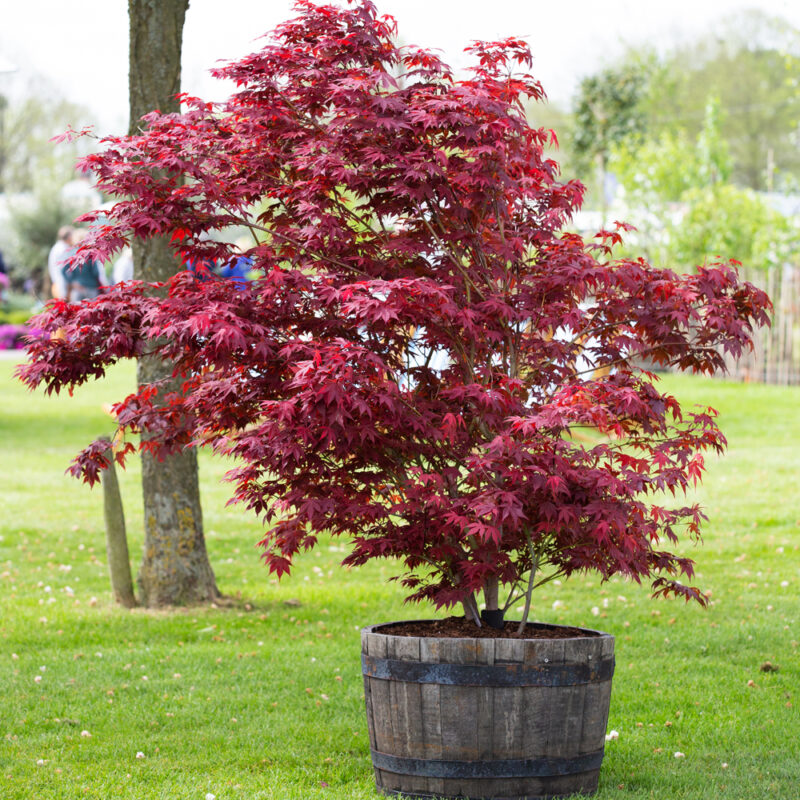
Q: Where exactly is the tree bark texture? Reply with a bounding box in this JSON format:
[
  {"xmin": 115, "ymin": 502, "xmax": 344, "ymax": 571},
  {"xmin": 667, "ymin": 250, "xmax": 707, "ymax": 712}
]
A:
[
  {"xmin": 129, "ymin": 0, "xmax": 219, "ymax": 606},
  {"xmin": 129, "ymin": 0, "xmax": 187, "ymax": 135},
  {"xmin": 99, "ymin": 438, "xmax": 137, "ymax": 609},
  {"xmin": 136, "ymin": 388, "xmax": 218, "ymax": 606}
]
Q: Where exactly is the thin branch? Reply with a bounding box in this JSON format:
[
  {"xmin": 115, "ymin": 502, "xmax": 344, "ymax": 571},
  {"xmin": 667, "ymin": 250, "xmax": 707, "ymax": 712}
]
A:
[
  {"xmin": 462, "ymin": 592, "xmax": 482, "ymax": 627},
  {"xmin": 415, "ymin": 206, "xmax": 487, "ymax": 304},
  {"xmin": 505, "ymin": 568, "xmax": 567, "ymax": 609},
  {"xmin": 516, "ymin": 534, "xmax": 538, "ymax": 634},
  {"xmin": 229, "ymin": 212, "xmax": 371, "ymax": 277}
]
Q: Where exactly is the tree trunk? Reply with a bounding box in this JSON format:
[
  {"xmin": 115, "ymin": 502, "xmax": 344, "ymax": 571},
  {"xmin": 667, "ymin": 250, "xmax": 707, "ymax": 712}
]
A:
[
  {"xmin": 136, "ymin": 347, "xmax": 219, "ymax": 606},
  {"xmin": 129, "ymin": 0, "xmax": 188, "ymax": 136},
  {"xmin": 129, "ymin": 0, "xmax": 219, "ymax": 606},
  {"xmin": 99, "ymin": 438, "xmax": 137, "ymax": 609}
]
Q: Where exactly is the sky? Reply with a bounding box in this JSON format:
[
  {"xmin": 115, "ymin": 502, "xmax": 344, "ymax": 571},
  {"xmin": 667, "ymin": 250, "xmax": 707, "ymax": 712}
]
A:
[{"xmin": 2, "ymin": 0, "xmax": 800, "ymax": 135}]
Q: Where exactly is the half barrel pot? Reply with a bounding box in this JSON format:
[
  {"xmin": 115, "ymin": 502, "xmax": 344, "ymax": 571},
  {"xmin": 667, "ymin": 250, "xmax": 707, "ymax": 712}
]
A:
[{"xmin": 361, "ymin": 621, "xmax": 615, "ymax": 800}]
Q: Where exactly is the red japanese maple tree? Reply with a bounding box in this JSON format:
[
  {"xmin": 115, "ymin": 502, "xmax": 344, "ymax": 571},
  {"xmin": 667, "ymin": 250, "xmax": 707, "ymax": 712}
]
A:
[{"xmin": 19, "ymin": 0, "xmax": 770, "ymax": 629}]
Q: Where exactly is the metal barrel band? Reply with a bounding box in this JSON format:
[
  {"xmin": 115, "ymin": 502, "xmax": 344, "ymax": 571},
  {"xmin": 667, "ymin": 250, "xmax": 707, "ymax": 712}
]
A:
[
  {"xmin": 371, "ymin": 748, "xmax": 606, "ymax": 779},
  {"xmin": 362, "ymin": 654, "xmax": 615, "ymax": 687}
]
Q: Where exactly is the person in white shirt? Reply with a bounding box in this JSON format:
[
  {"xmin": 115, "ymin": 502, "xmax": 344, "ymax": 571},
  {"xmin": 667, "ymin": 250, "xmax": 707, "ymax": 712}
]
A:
[
  {"xmin": 48, "ymin": 226, "xmax": 74, "ymax": 299},
  {"xmin": 112, "ymin": 248, "xmax": 134, "ymax": 283},
  {"xmin": 61, "ymin": 228, "xmax": 109, "ymax": 302}
]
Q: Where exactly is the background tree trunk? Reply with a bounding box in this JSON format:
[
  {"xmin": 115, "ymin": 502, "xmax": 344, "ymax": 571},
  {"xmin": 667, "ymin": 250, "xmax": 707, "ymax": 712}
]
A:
[
  {"xmin": 99, "ymin": 437, "xmax": 137, "ymax": 609},
  {"xmin": 129, "ymin": 0, "xmax": 219, "ymax": 606}
]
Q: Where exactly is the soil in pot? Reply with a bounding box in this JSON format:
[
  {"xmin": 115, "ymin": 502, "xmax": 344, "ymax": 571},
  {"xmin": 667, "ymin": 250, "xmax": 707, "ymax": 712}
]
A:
[{"xmin": 384, "ymin": 616, "xmax": 603, "ymax": 640}]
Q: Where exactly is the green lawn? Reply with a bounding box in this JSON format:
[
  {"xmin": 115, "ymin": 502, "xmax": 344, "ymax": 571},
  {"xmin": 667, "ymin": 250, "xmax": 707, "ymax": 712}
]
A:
[{"xmin": 1, "ymin": 355, "xmax": 798, "ymax": 799}]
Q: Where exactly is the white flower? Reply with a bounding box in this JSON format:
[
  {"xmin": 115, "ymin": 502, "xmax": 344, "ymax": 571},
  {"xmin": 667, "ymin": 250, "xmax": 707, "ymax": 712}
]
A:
[
  {"xmin": 674, "ymin": 751, "xmax": 685, "ymax": 758},
  {"xmin": 36, "ymin": 759, "xmax": 46, "ymax": 766},
  {"xmin": 605, "ymin": 730, "xmax": 619, "ymax": 741},
  {"xmin": 135, "ymin": 752, "xmax": 145, "ymax": 759},
  {"xmin": 591, "ymin": 606, "xmax": 600, "ymax": 616},
  {"xmin": 205, "ymin": 794, "xmax": 216, "ymax": 800},
  {"xmin": 551, "ymin": 600, "xmax": 563, "ymax": 610},
  {"xmin": 80, "ymin": 730, "xmax": 91, "ymax": 738},
  {"xmin": 34, "ymin": 675, "xmax": 42, "ymax": 683},
  {"xmin": 721, "ymin": 762, "xmax": 729, "ymax": 768}
]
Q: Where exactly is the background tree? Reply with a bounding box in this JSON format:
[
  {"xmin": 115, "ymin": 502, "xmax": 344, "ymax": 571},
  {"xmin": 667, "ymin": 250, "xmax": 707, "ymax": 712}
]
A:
[
  {"xmin": 610, "ymin": 97, "xmax": 731, "ymax": 206},
  {"xmin": 127, "ymin": 0, "xmax": 218, "ymax": 606},
  {"xmin": 607, "ymin": 96, "xmax": 734, "ymax": 266},
  {"xmin": 5, "ymin": 192, "xmax": 79, "ymax": 293},
  {"xmin": 0, "ymin": 95, "xmax": 91, "ymax": 194},
  {"xmin": 607, "ymin": 94, "xmax": 795, "ymax": 275},
  {"xmin": 570, "ymin": 11, "xmax": 800, "ymax": 199},
  {"xmin": 0, "ymin": 86, "xmax": 94, "ymax": 292},
  {"xmin": 632, "ymin": 11, "xmax": 800, "ymax": 191},
  {"xmin": 569, "ymin": 61, "xmax": 647, "ymax": 216}
]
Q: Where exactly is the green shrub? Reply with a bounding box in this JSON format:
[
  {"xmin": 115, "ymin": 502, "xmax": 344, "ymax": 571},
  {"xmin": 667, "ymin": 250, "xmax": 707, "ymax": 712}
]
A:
[
  {"xmin": 669, "ymin": 185, "xmax": 794, "ymax": 272},
  {"xmin": 0, "ymin": 309, "xmax": 34, "ymax": 326}
]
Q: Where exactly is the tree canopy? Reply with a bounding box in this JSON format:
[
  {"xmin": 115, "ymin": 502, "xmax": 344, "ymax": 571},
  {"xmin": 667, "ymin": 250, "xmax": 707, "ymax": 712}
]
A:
[{"xmin": 19, "ymin": 0, "xmax": 770, "ymax": 626}]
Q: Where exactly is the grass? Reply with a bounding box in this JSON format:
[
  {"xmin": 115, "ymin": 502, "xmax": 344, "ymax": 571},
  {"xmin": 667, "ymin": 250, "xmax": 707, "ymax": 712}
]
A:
[{"xmin": 0, "ymin": 354, "xmax": 798, "ymax": 799}]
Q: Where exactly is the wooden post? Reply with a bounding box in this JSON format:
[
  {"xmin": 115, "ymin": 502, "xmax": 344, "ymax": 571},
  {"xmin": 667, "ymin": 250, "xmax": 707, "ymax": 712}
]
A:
[{"xmin": 99, "ymin": 437, "xmax": 137, "ymax": 608}]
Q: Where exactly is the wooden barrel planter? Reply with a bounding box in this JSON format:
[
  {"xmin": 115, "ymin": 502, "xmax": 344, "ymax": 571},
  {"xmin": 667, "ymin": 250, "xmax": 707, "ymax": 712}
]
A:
[{"xmin": 361, "ymin": 621, "xmax": 615, "ymax": 800}]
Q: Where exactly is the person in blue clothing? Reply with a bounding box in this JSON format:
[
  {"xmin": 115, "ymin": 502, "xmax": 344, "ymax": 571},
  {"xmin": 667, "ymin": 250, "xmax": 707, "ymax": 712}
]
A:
[
  {"xmin": 186, "ymin": 236, "xmax": 254, "ymax": 287},
  {"xmin": 62, "ymin": 229, "xmax": 107, "ymax": 302},
  {"xmin": 0, "ymin": 247, "xmax": 8, "ymax": 303},
  {"xmin": 215, "ymin": 253, "xmax": 252, "ymax": 288}
]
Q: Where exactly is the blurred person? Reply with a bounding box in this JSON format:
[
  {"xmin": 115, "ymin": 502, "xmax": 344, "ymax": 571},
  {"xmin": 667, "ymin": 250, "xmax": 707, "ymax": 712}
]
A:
[
  {"xmin": 215, "ymin": 237, "xmax": 253, "ymax": 288},
  {"xmin": 62, "ymin": 229, "xmax": 107, "ymax": 302},
  {"xmin": 0, "ymin": 263, "xmax": 7, "ymax": 305},
  {"xmin": 112, "ymin": 247, "xmax": 134, "ymax": 283},
  {"xmin": 0, "ymin": 247, "xmax": 7, "ymax": 303},
  {"xmin": 48, "ymin": 226, "xmax": 74, "ymax": 299}
]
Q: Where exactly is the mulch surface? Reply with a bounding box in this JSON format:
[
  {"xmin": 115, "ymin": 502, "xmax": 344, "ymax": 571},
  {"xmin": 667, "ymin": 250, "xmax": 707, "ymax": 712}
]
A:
[{"xmin": 380, "ymin": 616, "xmax": 602, "ymax": 640}]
